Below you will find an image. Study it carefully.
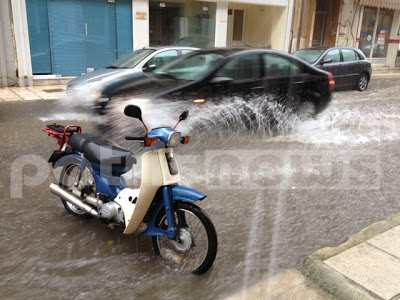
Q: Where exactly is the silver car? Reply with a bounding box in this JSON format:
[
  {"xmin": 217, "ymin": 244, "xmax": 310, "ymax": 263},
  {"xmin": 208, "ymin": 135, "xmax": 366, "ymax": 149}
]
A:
[{"xmin": 67, "ymin": 46, "xmax": 198, "ymax": 88}]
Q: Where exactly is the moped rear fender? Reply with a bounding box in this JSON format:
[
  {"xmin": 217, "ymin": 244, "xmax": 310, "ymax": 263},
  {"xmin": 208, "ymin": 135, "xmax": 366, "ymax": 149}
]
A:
[{"xmin": 53, "ymin": 154, "xmax": 126, "ymax": 199}]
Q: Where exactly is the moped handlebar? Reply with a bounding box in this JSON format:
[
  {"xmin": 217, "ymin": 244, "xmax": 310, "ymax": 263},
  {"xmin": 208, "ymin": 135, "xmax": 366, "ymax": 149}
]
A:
[{"xmin": 125, "ymin": 136, "xmax": 146, "ymax": 141}]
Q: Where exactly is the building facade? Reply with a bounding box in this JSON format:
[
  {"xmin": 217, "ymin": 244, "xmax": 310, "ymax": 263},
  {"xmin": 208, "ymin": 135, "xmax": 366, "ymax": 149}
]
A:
[
  {"xmin": 291, "ymin": 0, "xmax": 400, "ymax": 69},
  {"xmin": 0, "ymin": 0, "xmax": 294, "ymax": 87}
]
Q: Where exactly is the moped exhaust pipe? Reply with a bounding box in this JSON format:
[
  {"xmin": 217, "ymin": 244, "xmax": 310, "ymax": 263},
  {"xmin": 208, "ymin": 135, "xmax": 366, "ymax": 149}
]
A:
[{"xmin": 50, "ymin": 183, "xmax": 99, "ymax": 217}]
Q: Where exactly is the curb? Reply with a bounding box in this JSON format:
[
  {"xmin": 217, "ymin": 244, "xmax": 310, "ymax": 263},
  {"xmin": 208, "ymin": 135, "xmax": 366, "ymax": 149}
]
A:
[{"xmin": 301, "ymin": 213, "xmax": 400, "ymax": 300}]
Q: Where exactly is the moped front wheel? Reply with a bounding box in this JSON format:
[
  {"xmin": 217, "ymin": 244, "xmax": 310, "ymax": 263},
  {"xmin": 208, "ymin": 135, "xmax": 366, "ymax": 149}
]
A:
[{"xmin": 152, "ymin": 202, "xmax": 218, "ymax": 274}]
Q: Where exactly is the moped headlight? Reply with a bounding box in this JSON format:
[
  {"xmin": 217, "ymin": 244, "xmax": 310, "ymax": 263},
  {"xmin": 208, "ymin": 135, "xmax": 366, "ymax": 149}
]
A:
[{"xmin": 167, "ymin": 131, "xmax": 181, "ymax": 147}]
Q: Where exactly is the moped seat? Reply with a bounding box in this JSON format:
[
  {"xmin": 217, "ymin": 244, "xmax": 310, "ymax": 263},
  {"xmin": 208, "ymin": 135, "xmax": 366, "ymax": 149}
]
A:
[{"xmin": 69, "ymin": 133, "xmax": 136, "ymax": 170}]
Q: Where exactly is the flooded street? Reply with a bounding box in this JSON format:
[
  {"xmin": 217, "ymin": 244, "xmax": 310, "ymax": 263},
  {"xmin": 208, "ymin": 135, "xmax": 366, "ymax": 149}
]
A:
[{"xmin": 1, "ymin": 77, "xmax": 400, "ymax": 299}]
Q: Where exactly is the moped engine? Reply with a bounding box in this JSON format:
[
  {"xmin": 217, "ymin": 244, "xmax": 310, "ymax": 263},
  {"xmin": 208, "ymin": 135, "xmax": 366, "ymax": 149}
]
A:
[{"xmin": 100, "ymin": 201, "xmax": 124, "ymax": 223}]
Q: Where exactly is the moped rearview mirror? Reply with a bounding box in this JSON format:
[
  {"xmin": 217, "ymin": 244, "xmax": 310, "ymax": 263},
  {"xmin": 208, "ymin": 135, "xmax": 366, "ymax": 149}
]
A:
[
  {"xmin": 179, "ymin": 110, "xmax": 189, "ymax": 121},
  {"xmin": 124, "ymin": 105, "xmax": 142, "ymax": 121},
  {"xmin": 174, "ymin": 110, "xmax": 189, "ymax": 130}
]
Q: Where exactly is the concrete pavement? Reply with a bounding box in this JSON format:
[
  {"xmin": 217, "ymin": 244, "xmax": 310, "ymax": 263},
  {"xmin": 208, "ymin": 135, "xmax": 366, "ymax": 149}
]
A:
[
  {"xmin": 0, "ymin": 85, "xmax": 66, "ymax": 102},
  {"xmin": 303, "ymin": 213, "xmax": 400, "ymax": 300}
]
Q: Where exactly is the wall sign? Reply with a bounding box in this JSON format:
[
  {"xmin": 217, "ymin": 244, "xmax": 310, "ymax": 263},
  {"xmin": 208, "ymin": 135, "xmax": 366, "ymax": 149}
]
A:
[{"xmin": 136, "ymin": 12, "xmax": 147, "ymax": 20}]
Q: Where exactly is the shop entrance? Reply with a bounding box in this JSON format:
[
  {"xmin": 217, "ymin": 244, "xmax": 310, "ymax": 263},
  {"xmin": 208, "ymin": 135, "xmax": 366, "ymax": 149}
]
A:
[
  {"xmin": 149, "ymin": 0, "xmax": 216, "ymax": 48},
  {"xmin": 26, "ymin": 0, "xmax": 133, "ymax": 76},
  {"xmin": 359, "ymin": 6, "xmax": 394, "ymax": 64},
  {"xmin": 311, "ymin": 0, "xmax": 341, "ymax": 47}
]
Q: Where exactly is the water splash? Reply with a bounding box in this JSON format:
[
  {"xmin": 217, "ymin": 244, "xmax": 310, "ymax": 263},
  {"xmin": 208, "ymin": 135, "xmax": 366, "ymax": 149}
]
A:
[{"xmin": 101, "ymin": 94, "xmax": 314, "ymax": 149}]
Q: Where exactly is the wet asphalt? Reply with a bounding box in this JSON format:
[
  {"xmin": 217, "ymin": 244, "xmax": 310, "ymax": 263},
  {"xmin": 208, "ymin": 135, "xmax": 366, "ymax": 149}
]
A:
[{"xmin": 1, "ymin": 77, "xmax": 400, "ymax": 299}]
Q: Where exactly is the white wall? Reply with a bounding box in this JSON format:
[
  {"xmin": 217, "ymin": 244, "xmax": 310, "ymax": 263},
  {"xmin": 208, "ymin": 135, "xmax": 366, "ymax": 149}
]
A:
[
  {"xmin": 215, "ymin": 1, "xmax": 229, "ymax": 47},
  {"xmin": 10, "ymin": 0, "xmax": 33, "ymax": 87},
  {"xmin": 0, "ymin": 0, "xmax": 18, "ymax": 87},
  {"xmin": 133, "ymin": 0, "xmax": 149, "ymax": 50},
  {"xmin": 387, "ymin": 9, "xmax": 400, "ymax": 68},
  {"xmin": 227, "ymin": 3, "xmax": 287, "ymax": 50},
  {"xmin": 337, "ymin": 0, "xmax": 362, "ymax": 47}
]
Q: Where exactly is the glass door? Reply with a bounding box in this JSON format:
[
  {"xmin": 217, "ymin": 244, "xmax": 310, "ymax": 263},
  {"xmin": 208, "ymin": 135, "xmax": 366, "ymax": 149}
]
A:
[
  {"xmin": 372, "ymin": 8, "xmax": 394, "ymax": 64},
  {"xmin": 359, "ymin": 6, "xmax": 394, "ymax": 65},
  {"xmin": 359, "ymin": 7, "xmax": 377, "ymax": 59}
]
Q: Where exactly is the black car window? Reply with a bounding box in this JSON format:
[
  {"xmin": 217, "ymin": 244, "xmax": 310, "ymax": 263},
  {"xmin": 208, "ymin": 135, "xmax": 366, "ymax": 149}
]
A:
[
  {"xmin": 292, "ymin": 49, "xmax": 326, "ymax": 64},
  {"xmin": 146, "ymin": 50, "xmax": 178, "ymax": 68},
  {"xmin": 324, "ymin": 49, "xmax": 341, "ymax": 63},
  {"xmin": 262, "ymin": 54, "xmax": 302, "ymax": 78},
  {"xmin": 342, "ymin": 49, "xmax": 358, "ymax": 62},
  {"xmin": 215, "ymin": 54, "xmax": 262, "ymax": 82},
  {"xmin": 154, "ymin": 52, "xmax": 225, "ymax": 80}
]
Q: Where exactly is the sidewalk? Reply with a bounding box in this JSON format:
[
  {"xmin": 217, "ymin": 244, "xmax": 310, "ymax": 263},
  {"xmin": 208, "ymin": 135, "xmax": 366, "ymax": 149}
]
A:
[
  {"xmin": 0, "ymin": 85, "xmax": 66, "ymax": 102},
  {"xmin": 302, "ymin": 213, "xmax": 400, "ymax": 300}
]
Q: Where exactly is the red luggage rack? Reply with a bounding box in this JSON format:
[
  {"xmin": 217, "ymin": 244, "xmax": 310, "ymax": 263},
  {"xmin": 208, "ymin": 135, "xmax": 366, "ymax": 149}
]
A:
[{"xmin": 43, "ymin": 123, "xmax": 82, "ymax": 151}]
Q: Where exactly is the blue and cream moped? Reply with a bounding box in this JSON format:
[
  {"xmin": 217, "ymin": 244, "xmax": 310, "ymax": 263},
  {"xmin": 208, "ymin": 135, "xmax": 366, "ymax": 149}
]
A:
[{"xmin": 45, "ymin": 105, "xmax": 217, "ymax": 274}]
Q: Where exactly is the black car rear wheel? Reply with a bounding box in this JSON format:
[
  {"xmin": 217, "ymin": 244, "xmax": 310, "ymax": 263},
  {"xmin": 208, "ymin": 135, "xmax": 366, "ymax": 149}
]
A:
[{"xmin": 357, "ymin": 73, "xmax": 369, "ymax": 91}]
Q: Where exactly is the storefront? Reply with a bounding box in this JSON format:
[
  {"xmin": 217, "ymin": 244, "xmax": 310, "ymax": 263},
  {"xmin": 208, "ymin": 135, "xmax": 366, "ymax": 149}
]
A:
[
  {"xmin": 26, "ymin": 0, "xmax": 133, "ymax": 76},
  {"xmin": 149, "ymin": 0, "xmax": 216, "ymax": 47},
  {"xmin": 1, "ymin": 0, "xmax": 293, "ymax": 86},
  {"xmin": 356, "ymin": 0, "xmax": 400, "ymax": 67}
]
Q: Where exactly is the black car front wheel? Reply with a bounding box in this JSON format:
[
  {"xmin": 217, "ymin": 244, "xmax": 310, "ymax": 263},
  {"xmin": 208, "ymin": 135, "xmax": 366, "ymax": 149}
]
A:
[{"xmin": 356, "ymin": 73, "xmax": 369, "ymax": 91}]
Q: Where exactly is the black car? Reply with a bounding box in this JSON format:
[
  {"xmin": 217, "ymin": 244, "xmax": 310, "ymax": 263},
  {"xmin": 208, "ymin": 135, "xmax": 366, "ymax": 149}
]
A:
[
  {"xmin": 100, "ymin": 48, "xmax": 334, "ymax": 115},
  {"xmin": 293, "ymin": 47, "xmax": 372, "ymax": 91}
]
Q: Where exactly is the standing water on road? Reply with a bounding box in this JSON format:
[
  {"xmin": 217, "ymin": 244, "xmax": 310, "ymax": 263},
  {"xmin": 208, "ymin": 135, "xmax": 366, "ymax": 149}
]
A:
[{"xmin": 2, "ymin": 78, "xmax": 400, "ymax": 299}]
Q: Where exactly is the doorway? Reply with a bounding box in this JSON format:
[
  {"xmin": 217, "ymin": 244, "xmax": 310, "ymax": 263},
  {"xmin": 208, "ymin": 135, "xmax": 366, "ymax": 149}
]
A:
[
  {"xmin": 227, "ymin": 9, "xmax": 245, "ymax": 47},
  {"xmin": 359, "ymin": 6, "xmax": 394, "ymax": 64}
]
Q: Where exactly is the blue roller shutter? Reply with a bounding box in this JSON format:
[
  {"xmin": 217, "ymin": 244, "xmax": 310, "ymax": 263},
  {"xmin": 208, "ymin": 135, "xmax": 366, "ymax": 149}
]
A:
[
  {"xmin": 26, "ymin": 0, "xmax": 52, "ymax": 74},
  {"xmin": 47, "ymin": 0, "xmax": 86, "ymax": 76},
  {"xmin": 84, "ymin": 0, "xmax": 117, "ymax": 70},
  {"xmin": 116, "ymin": 0, "xmax": 133, "ymax": 59}
]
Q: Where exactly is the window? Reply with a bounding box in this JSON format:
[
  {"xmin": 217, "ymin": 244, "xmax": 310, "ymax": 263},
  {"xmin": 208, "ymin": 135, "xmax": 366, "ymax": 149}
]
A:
[
  {"xmin": 341, "ymin": 49, "xmax": 358, "ymax": 62},
  {"xmin": 154, "ymin": 52, "xmax": 225, "ymax": 81},
  {"xmin": 293, "ymin": 49, "xmax": 326, "ymax": 64},
  {"xmin": 215, "ymin": 54, "xmax": 261, "ymax": 82},
  {"xmin": 110, "ymin": 49, "xmax": 155, "ymax": 69},
  {"xmin": 146, "ymin": 50, "xmax": 178, "ymax": 68},
  {"xmin": 324, "ymin": 49, "xmax": 341, "ymax": 63},
  {"xmin": 181, "ymin": 49, "xmax": 195, "ymax": 56},
  {"xmin": 263, "ymin": 54, "xmax": 302, "ymax": 78}
]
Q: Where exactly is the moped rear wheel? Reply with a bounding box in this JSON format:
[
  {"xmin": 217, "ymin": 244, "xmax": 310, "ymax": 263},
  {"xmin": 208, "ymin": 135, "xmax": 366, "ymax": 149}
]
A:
[
  {"xmin": 152, "ymin": 202, "xmax": 218, "ymax": 274},
  {"xmin": 59, "ymin": 164, "xmax": 96, "ymax": 218}
]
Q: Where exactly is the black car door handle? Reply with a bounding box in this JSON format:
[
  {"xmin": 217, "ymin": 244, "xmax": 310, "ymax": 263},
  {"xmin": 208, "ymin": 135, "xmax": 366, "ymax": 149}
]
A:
[{"xmin": 250, "ymin": 87, "xmax": 264, "ymax": 90}]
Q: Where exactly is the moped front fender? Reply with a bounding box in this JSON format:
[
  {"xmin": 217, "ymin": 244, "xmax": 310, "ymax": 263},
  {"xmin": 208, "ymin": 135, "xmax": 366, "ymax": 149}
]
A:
[
  {"xmin": 171, "ymin": 186, "xmax": 206, "ymax": 203},
  {"xmin": 141, "ymin": 186, "xmax": 206, "ymax": 238}
]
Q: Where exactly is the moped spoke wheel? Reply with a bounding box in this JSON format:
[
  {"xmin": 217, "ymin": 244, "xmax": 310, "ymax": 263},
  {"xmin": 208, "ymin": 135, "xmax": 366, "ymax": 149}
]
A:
[
  {"xmin": 59, "ymin": 164, "xmax": 96, "ymax": 218},
  {"xmin": 152, "ymin": 202, "xmax": 218, "ymax": 274}
]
